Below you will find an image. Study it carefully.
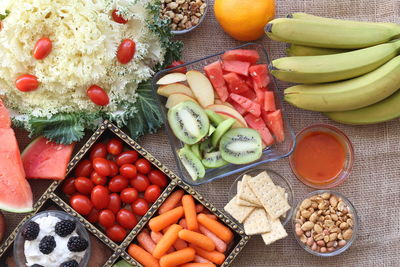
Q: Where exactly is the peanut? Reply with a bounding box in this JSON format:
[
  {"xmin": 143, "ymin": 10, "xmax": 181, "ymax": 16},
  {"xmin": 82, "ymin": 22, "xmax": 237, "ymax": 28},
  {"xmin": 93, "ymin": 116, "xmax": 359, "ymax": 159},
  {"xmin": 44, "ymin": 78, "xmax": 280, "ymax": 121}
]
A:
[
  {"xmin": 320, "ymin": 247, "xmax": 327, "ymax": 253},
  {"xmin": 300, "ymin": 198, "xmax": 312, "ymax": 209},
  {"xmin": 301, "ymin": 221, "xmax": 314, "ymax": 231},
  {"xmin": 343, "ymin": 229, "xmax": 353, "ymax": 240},
  {"xmin": 316, "ymin": 240, "xmax": 325, "ymax": 247},
  {"xmin": 306, "ymin": 237, "xmax": 314, "ymax": 246},
  {"xmin": 338, "ymin": 240, "xmax": 347, "ymax": 247},
  {"xmin": 314, "ymin": 224, "xmax": 323, "ymax": 234}
]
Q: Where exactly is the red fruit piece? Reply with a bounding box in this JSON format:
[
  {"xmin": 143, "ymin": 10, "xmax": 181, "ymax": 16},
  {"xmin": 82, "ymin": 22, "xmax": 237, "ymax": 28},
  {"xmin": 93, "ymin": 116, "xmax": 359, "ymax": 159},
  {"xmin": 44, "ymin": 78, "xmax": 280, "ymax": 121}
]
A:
[
  {"xmin": 106, "ymin": 225, "xmax": 126, "ymax": 242},
  {"xmin": 33, "ymin": 37, "xmax": 52, "ymax": 60},
  {"xmin": 111, "ymin": 9, "xmax": 128, "ymax": 24},
  {"xmin": 166, "ymin": 60, "xmax": 187, "ymax": 74},
  {"xmin": 262, "ymin": 109, "xmax": 285, "ymax": 143},
  {"xmin": 93, "ymin": 158, "xmax": 111, "ymax": 176},
  {"xmin": 204, "ymin": 61, "xmax": 229, "ymax": 102},
  {"xmin": 222, "ymin": 49, "xmax": 260, "ymax": 64},
  {"xmin": 89, "ymin": 143, "xmax": 107, "ymax": 160},
  {"xmin": 116, "ymin": 151, "xmax": 139, "ymax": 166},
  {"xmin": 227, "ymin": 99, "xmax": 247, "ymax": 116},
  {"xmin": 87, "ymin": 85, "xmax": 109, "ymax": 106},
  {"xmin": 239, "ymin": 88, "xmax": 257, "ymax": 101},
  {"xmin": 264, "ymin": 91, "xmax": 276, "ymax": 112},
  {"xmin": 244, "ymin": 114, "xmax": 274, "ymax": 146},
  {"xmin": 148, "ymin": 169, "xmax": 168, "ymax": 188},
  {"xmin": 117, "ymin": 209, "xmax": 137, "ymax": 229},
  {"xmin": 15, "ymin": 74, "xmax": 39, "ymax": 92},
  {"xmin": 117, "ymin": 39, "xmax": 136, "ymax": 64},
  {"xmin": 222, "ymin": 60, "xmax": 251, "ymax": 76},
  {"xmin": 91, "ymin": 185, "xmax": 110, "ymax": 210},
  {"xmin": 75, "ymin": 159, "xmax": 93, "ymax": 177},
  {"xmin": 99, "ymin": 209, "xmax": 115, "ymax": 228},
  {"xmin": 70, "ymin": 194, "xmax": 93, "ymax": 215},
  {"xmin": 108, "ymin": 193, "xmax": 122, "ymax": 214},
  {"xmin": 74, "ymin": 177, "xmax": 94, "ymax": 195},
  {"xmin": 249, "ymin": 64, "xmax": 270, "ymax": 88},
  {"xmin": 223, "ymin": 72, "xmax": 250, "ymax": 94},
  {"xmin": 230, "ymin": 93, "xmax": 261, "ymax": 117},
  {"xmin": 62, "ymin": 178, "xmax": 76, "ymax": 195}
]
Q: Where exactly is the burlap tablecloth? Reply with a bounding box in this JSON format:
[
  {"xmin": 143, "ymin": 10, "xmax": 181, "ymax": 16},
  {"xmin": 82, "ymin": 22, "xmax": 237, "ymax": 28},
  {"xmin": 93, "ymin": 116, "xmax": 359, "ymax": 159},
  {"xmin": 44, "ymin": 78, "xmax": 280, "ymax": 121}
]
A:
[{"xmin": 6, "ymin": 0, "xmax": 400, "ymax": 266}]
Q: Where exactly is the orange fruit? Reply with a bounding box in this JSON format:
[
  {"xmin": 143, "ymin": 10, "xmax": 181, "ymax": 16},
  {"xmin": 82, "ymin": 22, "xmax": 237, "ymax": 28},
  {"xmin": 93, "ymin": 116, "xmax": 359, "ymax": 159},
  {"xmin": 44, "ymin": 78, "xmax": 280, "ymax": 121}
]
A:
[{"xmin": 214, "ymin": 0, "xmax": 275, "ymax": 41}]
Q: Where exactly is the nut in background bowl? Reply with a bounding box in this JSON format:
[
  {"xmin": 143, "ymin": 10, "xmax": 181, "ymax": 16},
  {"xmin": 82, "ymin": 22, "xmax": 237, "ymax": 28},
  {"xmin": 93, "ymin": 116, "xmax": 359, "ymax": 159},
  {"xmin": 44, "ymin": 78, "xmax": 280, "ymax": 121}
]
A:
[
  {"xmin": 292, "ymin": 190, "xmax": 358, "ymax": 257},
  {"xmin": 161, "ymin": 0, "xmax": 209, "ymax": 34}
]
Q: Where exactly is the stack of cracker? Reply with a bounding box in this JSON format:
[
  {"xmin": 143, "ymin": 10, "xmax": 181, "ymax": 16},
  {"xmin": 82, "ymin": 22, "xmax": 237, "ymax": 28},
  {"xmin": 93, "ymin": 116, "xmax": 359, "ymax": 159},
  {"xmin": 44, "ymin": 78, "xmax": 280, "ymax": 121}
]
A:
[{"xmin": 224, "ymin": 171, "xmax": 290, "ymax": 245}]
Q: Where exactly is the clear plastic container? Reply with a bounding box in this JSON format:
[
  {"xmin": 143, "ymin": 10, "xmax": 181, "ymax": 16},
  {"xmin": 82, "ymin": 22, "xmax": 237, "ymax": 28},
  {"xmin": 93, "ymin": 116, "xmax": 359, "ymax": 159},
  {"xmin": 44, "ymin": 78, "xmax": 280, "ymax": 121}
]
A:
[
  {"xmin": 152, "ymin": 43, "xmax": 296, "ymax": 185},
  {"xmin": 14, "ymin": 210, "xmax": 91, "ymax": 267}
]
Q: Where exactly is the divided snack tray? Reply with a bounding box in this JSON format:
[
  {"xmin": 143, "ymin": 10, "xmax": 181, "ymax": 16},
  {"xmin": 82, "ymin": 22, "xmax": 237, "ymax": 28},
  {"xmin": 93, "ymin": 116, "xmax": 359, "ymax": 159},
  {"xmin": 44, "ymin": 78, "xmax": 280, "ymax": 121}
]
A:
[
  {"xmin": 0, "ymin": 121, "xmax": 249, "ymax": 267},
  {"xmin": 152, "ymin": 43, "xmax": 296, "ymax": 185}
]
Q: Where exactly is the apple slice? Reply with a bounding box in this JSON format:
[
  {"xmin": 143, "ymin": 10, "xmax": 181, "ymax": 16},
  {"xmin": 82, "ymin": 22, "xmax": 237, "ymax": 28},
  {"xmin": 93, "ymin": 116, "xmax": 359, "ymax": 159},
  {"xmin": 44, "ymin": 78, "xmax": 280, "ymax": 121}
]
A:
[
  {"xmin": 207, "ymin": 104, "xmax": 247, "ymax": 127},
  {"xmin": 216, "ymin": 112, "xmax": 247, "ymax": 128},
  {"xmin": 165, "ymin": 93, "xmax": 198, "ymax": 109},
  {"xmin": 186, "ymin": 70, "xmax": 215, "ymax": 107},
  {"xmin": 157, "ymin": 73, "xmax": 187, "ymax": 85},
  {"xmin": 157, "ymin": 83, "xmax": 195, "ymax": 98}
]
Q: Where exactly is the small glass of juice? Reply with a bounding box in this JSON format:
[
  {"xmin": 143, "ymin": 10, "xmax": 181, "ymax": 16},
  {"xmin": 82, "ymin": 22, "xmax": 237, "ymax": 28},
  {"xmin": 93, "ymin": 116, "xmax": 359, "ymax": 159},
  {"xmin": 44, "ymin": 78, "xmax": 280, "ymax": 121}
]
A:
[{"xmin": 289, "ymin": 124, "xmax": 354, "ymax": 189}]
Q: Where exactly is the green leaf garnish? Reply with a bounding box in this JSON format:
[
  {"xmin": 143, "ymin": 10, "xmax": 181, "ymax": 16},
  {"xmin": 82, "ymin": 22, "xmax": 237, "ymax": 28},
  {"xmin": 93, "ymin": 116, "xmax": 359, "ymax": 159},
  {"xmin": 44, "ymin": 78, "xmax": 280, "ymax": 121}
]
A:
[{"xmin": 0, "ymin": 10, "xmax": 10, "ymax": 21}]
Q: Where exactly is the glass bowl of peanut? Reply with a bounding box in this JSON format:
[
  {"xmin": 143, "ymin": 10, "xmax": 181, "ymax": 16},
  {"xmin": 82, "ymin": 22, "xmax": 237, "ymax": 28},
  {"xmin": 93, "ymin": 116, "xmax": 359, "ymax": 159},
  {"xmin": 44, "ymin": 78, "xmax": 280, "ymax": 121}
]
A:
[
  {"xmin": 292, "ymin": 190, "xmax": 358, "ymax": 257},
  {"xmin": 160, "ymin": 0, "xmax": 208, "ymax": 34}
]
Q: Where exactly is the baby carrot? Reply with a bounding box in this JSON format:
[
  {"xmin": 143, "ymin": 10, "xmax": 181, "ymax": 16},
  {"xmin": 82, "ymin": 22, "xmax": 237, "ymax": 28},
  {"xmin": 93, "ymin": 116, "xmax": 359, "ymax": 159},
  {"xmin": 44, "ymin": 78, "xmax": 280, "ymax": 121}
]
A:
[
  {"xmin": 151, "ymin": 231, "xmax": 175, "ymax": 253},
  {"xmin": 159, "ymin": 189, "xmax": 185, "ymax": 214},
  {"xmin": 206, "ymin": 214, "xmax": 217, "ymax": 220},
  {"xmin": 199, "ymin": 225, "xmax": 227, "ymax": 253},
  {"xmin": 178, "ymin": 229, "xmax": 215, "ymax": 252},
  {"xmin": 159, "ymin": 247, "xmax": 196, "ymax": 267},
  {"xmin": 149, "ymin": 206, "xmax": 184, "ymax": 232},
  {"xmin": 137, "ymin": 229, "xmax": 156, "ymax": 254},
  {"xmin": 179, "ymin": 218, "xmax": 188, "ymax": 229},
  {"xmin": 194, "ymin": 255, "xmax": 212, "ymax": 263},
  {"xmin": 190, "ymin": 245, "xmax": 226, "ymax": 265},
  {"xmin": 197, "ymin": 213, "xmax": 233, "ymax": 243},
  {"xmin": 173, "ymin": 237, "xmax": 188, "ymax": 250},
  {"xmin": 182, "ymin": 195, "xmax": 199, "ymax": 231},
  {"xmin": 195, "ymin": 203, "xmax": 204, "ymax": 213},
  {"xmin": 179, "ymin": 263, "xmax": 216, "ymax": 267},
  {"xmin": 153, "ymin": 224, "xmax": 183, "ymax": 259},
  {"xmin": 128, "ymin": 244, "xmax": 160, "ymax": 267}
]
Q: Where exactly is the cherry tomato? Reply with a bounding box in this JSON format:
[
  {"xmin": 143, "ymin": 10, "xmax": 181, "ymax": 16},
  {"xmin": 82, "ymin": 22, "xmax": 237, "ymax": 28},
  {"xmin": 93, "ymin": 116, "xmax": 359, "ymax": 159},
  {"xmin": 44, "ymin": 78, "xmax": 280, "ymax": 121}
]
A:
[
  {"xmin": 108, "ymin": 193, "xmax": 122, "ymax": 214},
  {"xmin": 74, "ymin": 177, "xmax": 94, "ymax": 195},
  {"xmin": 108, "ymin": 176, "xmax": 129, "ymax": 192},
  {"xmin": 144, "ymin": 185, "xmax": 161, "ymax": 203},
  {"xmin": 33, "ymin": 37, "xmax": 52, "ymax": 60},
  {"xmin": 117, "ymin": 39, "xmax": 135, "ymax": 64},
  {"xmin": 116, "ymin": 209, "xmax": 137, "ymax": 229},
  {"xmin": 120, "ymin": 188, "xmax": 139, "ymax": 204},
  {"xmin": 116, "ymin": 151, "xmax": 139, "ymax": 166},
  {"xmin": 89, "ymin": 143, "xmax": 107, "ymax": 160},
  {"xmin": 91, "ymin": 185, "xmax": 110, "ymax": 210},
  {"xmin": 90, "ymin": 171, "xmax": 107, "ymax": 186},
  {"xmin": 130, "ymin": 173, "xmax": 150, "ymax": 192},
  {"xmin": 62, "ymin": 178, "xmax": 76, "ymax": 195},
  {"xmin": 107, "ymin": 138, "xmax": 123, "ymax": 156},
  {"xmin": 148, "ymin": 169, "xmax": 168, "ymax": 188},
  {"xmin": 131, "ymin": 198, "xmax": 149, "ymax": 216},
  {"xmin": 70, "ymin": 194, "xmax": 93, "ymax": 215},
  {"xmin": 98, "ymin": 209, "xmax": 115, "ymax": 229},
  {"xmin": 15, "ymin": 74, "xmax": 39, "ymax": 92},
  {"xmin": 75, "ymin": 160, "xmax": 93, "ymax": 177},
  {"xmin": 86, "ymin": 208, "xmax": 99, "ymax": 223},
  {"xmin": 106, "ymin": 224, "xmax": 126, "ymax": 242},
  {"xmin": 87, "ymin": 85, "xmax": 109, "ymax": 106},
  {"xmin": 166, "ymin": 60, "xmax": 187, "ymax": 74},
  {"xmin": 93, "ymin": 158, "xmax": 111, "ymax": 176},
  {"xmin": 119, "ymin": 164, "xmax": 137, "ymax": 179},
  {"xmin": 108, "ymin": 161, "xmax": 119, "ymax": 176},
  {"xmin": 111, "ymin": 9, "xmax": 128, "ymax": 24},
  {"xmin": 135, "ymin": 158, "xmax": 151, "ymax": 174}
]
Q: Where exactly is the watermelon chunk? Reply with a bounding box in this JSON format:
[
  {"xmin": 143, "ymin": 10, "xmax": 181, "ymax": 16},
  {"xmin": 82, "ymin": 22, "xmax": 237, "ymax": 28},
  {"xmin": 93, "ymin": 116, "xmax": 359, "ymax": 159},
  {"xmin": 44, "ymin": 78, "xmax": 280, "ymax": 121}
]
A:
[
  {"xmin": 223, "ymin": 72, "xmax": 250, "ymax": 94},
  {"xmin": 222, "ymin": 49, "xmax": 260, "ymax": 64},
  {"xmin": 0, "ymin": 99, "xmax": 11, "ymax": 128},
  {"xmin": 239, "ymin": 88, "xmax": 257, "ymax": 101},
  {"xmin": 262, "ymin": 110, "xmax": 285, "ymax": 143},
  {"xmin": 227, "ymin": 98, "xmax": 247, "ymax": 115},
  {"xmin": 204, "ymin": 61, "xmax": 229, "ymax": 102},
  {"xmin": 253, "ymin": 82, "xmax": 266, "ymax": 104},
  {"xmin": 230, "ymin": 93, "xmax": 261, "ymax": 117},
  {"xmin": 249, "ymin": 64, "xmax": 270, "ymax": 88},
  {"xmin": 222, "ymin": 60, "xmax": 251, "ymax": 76},
  {"xmin": 244, "ymin": 114, "xmax": 274, "ymax": 146},
  {"xmin": 264, "ymin": 91, "xmax": 276, "ymax": 112},
  {"xmin": 22, "ymin": 137, "xmax": 75, "ymax": 180}
]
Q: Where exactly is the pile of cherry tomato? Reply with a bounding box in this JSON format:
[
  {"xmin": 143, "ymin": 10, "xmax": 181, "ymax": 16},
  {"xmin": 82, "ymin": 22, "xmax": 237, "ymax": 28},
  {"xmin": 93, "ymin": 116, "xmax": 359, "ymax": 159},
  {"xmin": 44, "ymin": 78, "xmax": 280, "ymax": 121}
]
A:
[{"xmin": 62, "ymin": 138, "xmax": 169, "ymax": 242}]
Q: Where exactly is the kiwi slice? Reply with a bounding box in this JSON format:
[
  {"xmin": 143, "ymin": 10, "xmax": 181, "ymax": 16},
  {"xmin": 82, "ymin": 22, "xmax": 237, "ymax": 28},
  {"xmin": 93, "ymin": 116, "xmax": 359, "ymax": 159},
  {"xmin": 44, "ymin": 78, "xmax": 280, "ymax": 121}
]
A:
[
  {"xmin": 168, "ymin": 101, "xmax": 210, "ymax": 145},
  {"xmin": 220, "ymin": 128, "xmax": 263, "ymax": 164},
  {"xmin": 202, "ymin": 151, "xmax": 229, "ymax": 168},
  {"xmin": 205, "ymin": 109, "xmax": 224, "ymax": 126},
  {"xmin": 190, "ymin": 143, "xmax": 202, "ymax": 160},
  {"xmin": 178, "ymin": 146, "xmax": 205, "ymax": 181},
  {"xmin": 199, "ymin": 138, "xmax": 214, "ymax": 155},
  {"xmin": 211, "ymin": 118, "xmax": 236, "ymax": 147},
  {"xmin": 208, "ymin": 125, "xmax": 216, "ymax": 136}
]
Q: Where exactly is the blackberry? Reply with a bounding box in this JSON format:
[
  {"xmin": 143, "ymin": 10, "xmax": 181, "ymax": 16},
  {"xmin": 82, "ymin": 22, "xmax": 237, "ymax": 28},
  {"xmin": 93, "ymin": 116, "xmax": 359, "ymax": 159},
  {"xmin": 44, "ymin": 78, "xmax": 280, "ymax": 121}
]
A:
[
  {"xmin": 67, "ymin": 236, "xmax": 88, "ymax": 252},
  {"xmin": 22, "ymin": 221, "xmax": 40, "ymax": 241},
  {"xmin": 39, "ymin": 235, "xmax": 56, "ymax": 254},
  {"xmin": 55, "ymin": 220, "xmax": 76, "ymax": 237},
  {"xmin": 60, "ymin": 260, "xmax": 79, "ymax": 267}
]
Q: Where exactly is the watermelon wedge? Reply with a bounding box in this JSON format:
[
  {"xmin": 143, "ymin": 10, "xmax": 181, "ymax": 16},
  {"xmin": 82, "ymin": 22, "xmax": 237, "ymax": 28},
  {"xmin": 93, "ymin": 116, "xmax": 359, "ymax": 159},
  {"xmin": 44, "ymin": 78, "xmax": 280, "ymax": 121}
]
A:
[
  {"xmin": 223, "ymin": 72, "xmax": 250, "ymax": 94},
  {"xmin": 262, "ymin": 110, "xmax": 285, "ymax": 143},
  {"xmin": 0, "ymin": 99, "xmax": 33, "ymax": 213},
  {"xmin": 249, "ymin": 64, "xmax": 270, "ymax": 88},
  {"xmin": 222, "ymin": 49, "xmax": 260, "ymax": 64},
  {"xmin": 222, "ymin": 60, "xmax": 251, "ymax": 76},
  {"xmin": 204, "ymin": 61, "xmax": 229, "ymax": 102},
  {"xmin": 230, "ymin": 93, "xmax": 261, "ymax": 117},
  {"xmin": 264, "ymin": 91, "xmax": 277, "ymax": 112},
  {"xmin": 22, "ymin": 137, "xmax": 75, "ymax": 180},
  {"xmin": 244, "ymin": 114, "xmax": 274, "ymax": 146}
]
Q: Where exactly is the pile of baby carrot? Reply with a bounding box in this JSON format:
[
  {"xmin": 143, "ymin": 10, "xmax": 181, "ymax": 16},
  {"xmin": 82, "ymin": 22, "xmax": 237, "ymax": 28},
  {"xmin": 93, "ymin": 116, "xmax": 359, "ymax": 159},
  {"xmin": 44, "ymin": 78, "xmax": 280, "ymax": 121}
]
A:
[{"xmin": 128, "ymin": 189, "xmax": 235, "ymax": 267}]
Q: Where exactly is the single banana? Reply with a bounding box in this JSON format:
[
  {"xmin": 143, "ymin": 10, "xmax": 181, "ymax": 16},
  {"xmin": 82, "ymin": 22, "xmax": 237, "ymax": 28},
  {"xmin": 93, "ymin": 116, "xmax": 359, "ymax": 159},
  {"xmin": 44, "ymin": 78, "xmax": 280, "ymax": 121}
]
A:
[
  {"xmin": 325, "ymin": 90, "xmax": 400, "ymax": 125},
  {"xmin": 284, "ymin": 56, "xmax": 400, "ymax": 112},
  {"xmin": 272, "ymin": 40, "xmax": 400, "ymax": 84},
  {"xmin": 286, "ymin": 44, "xmax": 349, "ymax": 56},
  {"xmin": 265, "ymin": 18, "xmax": 400, "ymax": 49}
]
